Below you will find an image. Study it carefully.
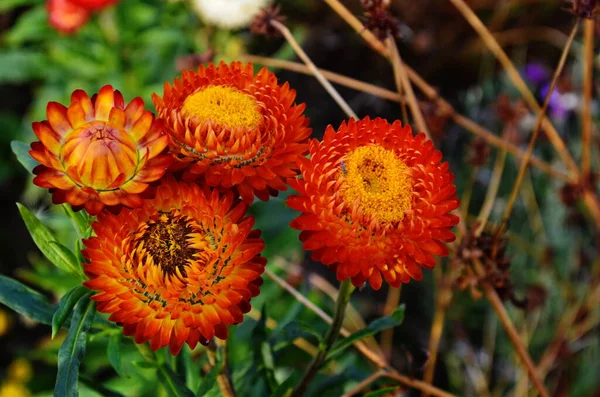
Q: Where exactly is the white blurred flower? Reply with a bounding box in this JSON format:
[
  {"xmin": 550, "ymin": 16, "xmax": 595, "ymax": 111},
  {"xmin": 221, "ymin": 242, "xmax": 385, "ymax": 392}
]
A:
[{"xmin": 193, "ymin": 0, "xmax": 271, "ymax": 29}]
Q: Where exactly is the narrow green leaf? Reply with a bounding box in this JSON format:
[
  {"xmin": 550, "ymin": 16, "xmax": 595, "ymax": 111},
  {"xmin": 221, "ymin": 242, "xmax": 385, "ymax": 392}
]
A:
[
  {"xmin": 195, "ymin": 360, "xmax": 222, "ymax": 396},
  {"xmin": 107, "ymin": 333, "xmax": 131, "ymax": 378},
  {"xmin": 328, "ymin": 305, "xmax": 405, "ymax": 359},
  {"xmin": 49, "ymin": 242, "xmax": 83, "ymax": 276},
  {"xmin": 251, "ymin": 306, "xmax": 278, "ymax": 393},
  {"xmin": 62, "ymin": 204, "xmax": 91, "ymax": 237},
  {"xmin": 364, "ymin": 387, "xmax": 399, "ymax": 397},
  {"xmin": 54, "ymin": 294, "xmax": 95, "ymax": 397},
  {"xmin": 11, "ymin": 141, "xmax": 38, "ymax": 174},
  {"xmin": 157, "ymin": 364, "xmax": 194, "ymax": 397},
  {"xmin": 52, "ymin": 285, "xmax": 89, "ymax": 338},
  {"xmin": 17, "ymin": 203, "xmax": 81, "ymax": 275},
  {"xmin": 280, "ymin": 320, "xmax": 322, "ymax": 342},
  {"xmin": 132, "ymin": 360, "xmax": 158, "ymax": 370},
  {"xmin": 0, "ymin": 275, "xmax": 54, "ymax": 324}
]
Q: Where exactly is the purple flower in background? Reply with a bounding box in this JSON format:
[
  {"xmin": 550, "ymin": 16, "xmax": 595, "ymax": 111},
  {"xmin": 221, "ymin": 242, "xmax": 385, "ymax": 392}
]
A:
[
  {"xmin": 540, "ymin": 84, "xmax": 579, "ymax": 121},
  {"xmin": 523, "ymin": 63, "xmax": 549, "ymax": 85}
]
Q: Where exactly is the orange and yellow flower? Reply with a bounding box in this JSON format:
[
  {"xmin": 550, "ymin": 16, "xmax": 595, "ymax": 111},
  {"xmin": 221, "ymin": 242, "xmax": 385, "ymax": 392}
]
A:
[
  {"xmin": 30, "ymin": 85, "xmax": 171, "ymax": 215},
  {"xmin": 82, "ymin": 176, "xmax": 266, "ymax": 354},
  {"xmin": 287, "ymin": 117, "xmax": 459, "ymax": 290},
  {"xmin": 152, "ymin": 61, "xmax": 311, "ymax": 203}
]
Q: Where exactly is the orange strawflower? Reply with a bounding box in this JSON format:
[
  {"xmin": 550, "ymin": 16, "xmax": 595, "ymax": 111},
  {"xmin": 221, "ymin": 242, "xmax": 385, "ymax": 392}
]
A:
[
  {"xmin": 287, "ymin": 117, "xmax": 459, "ymax": 290},
  {"xmin": 30, "ymin": 85, "xmax": 171, "ymax": 215},
  {"xmin": 152, "ymin": 61, "xmax": 311, "ymax": 203},
  {"xmin": 83, "ymin": 176, "xmax": 266, "ymax": 354}
]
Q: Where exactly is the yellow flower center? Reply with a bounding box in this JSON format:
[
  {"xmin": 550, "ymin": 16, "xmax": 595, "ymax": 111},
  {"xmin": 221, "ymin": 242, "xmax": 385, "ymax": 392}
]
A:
[
  {"xmin": 341, "ymin": 145, "xmax": 412, "ymax": 222},
  {"xmin": 182, "ymin": 86, "xmax": 262, "ymax": 129}
]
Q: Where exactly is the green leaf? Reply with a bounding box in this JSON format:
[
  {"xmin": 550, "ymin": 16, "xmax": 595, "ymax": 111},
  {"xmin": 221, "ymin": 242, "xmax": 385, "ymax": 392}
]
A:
[
  {"xmin": 52, "ymin": 285, "xmax": 89, "ymax": 338},
  {"xmin": 0, "ymin": 49, "xmax": 46, "ymax": 82},
  {"xmin": 250, "ymin": 306, "xmax": 278, "ymax": 393},
  {"xmin": 49, "ymin": 242, "xmax": 83, "ymax": 276},
  {"xmin": 62, "ymin": 205, "xmax": 91, "ymax": 237},
  {"xmin": 132, "ymin": 360, "xmax": 158, "ymax": 370},
  {"xmin": 54, "ymin": 294, "xmax": 95, "ymax": 397},
  {"xmin": 328, "ymin": 305, "xmax": 405, "ymax": 359},
  {"xmin": 5, "ymin": 7, "xmax": 52, "ymax": 46},
  {"xmin": 157, "ymin": 363, "xmax": 194, "ymax": 397},
  {"xmin": 195, "ymin": 360, "xmax": 222, "ymax": 396},
  {"xmin": 17, "ymin": 203, "xmax": 82, "ymax": 276},
  {"xmin": 0, "ymin": 0, "xmax": 42, "ymax": 13},
  {"xmin": 11, "ymin": 141, "xmax": 38, "ymax": 174},
  {"xmin": 280, "ymin": 320, "xmax": 322, "ymax": 342},
  {"xmin": 0, "ymin": 275, "xmax": 54, "ymax": 324},
  {"xmin": 364, "ymin": 387, "xmax": 400, "ymax": 397},
  {"xmin": 107, "ymin": 333, "xmax": 130, "ymax": 378}
]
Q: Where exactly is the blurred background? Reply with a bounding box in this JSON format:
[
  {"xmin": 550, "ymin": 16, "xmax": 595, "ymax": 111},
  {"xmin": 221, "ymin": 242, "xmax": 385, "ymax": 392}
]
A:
[{"xmin": 1, "ymin": 0, "xmax": 599, "ymax": 395}]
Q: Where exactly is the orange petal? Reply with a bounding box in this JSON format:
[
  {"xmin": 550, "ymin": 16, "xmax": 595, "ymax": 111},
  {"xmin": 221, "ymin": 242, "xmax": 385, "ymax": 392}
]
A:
[{"xmin": 94, "ymin": 85, "xmax": 115, "ymax": 121}]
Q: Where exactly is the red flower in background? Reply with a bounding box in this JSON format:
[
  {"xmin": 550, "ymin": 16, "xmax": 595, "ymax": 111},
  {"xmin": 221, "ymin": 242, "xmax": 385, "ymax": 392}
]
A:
[{"xmin": 47, "ymin": 0, "xmax": 118, "ymax": 33}]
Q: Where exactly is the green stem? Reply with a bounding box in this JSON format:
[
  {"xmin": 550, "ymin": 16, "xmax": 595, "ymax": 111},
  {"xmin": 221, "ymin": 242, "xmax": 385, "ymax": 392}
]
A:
[{"xmin": 291, "ymin": 279, "xmax": 355, "ymax": 397}]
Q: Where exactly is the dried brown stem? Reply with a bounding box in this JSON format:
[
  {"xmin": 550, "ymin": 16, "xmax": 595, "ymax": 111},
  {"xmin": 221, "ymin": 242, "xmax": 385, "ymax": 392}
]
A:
[
  {"xmin": 497, "ymin": 20, "xmax": 580, "ymax": 237},
  {"xmin": 387, "ymin": 37, "xmax": 431, "ymax": 138},
  {"xmin": 269, "ymin": 19, "xmax": 358, "ymax": 119},
  {"xmin": 472, "ymin": 259, "xmax": 550, "ymax": 397},
  {"xmin": 422, "ymin": 266, "xmax": 452, "ymax": 397},
  {"xmin": 381, "ymin": 286, "xmax": 402, "ymax": 360},
  {"xmin": 582, "ymin": 19, "xmax": 594, "ymax": 178},
  {"xmin": 342, "ymin": 370, "xmax": 387, "ymax": 397}
]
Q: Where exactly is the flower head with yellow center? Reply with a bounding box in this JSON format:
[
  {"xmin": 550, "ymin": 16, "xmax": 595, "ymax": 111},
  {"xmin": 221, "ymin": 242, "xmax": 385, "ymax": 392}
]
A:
[
  {"xmin": 29, "ymin": 85, "xmax": 171, "ymax": 215},
  {"xmin": 287, "ymin": 117, "xmax": 460, "ymax": 290},
  {"xmin": 83, "ymin": 176, "xmax": 266, "ymax": 354},
  {"xmin": 152, "ymin": 61, "xmax": 311, "ymax": 203}
]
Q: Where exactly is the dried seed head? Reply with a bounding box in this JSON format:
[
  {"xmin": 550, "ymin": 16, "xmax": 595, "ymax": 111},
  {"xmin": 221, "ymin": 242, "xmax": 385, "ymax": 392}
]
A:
[
  {"xmin": 361, "ymin": 0, "xmax": 403, "ymax": 41},
  {"xmin": 452, "ymin": 225, "xmax": 525, "ymax": 305},
  {"xmin": 469, "ymin": 138, "xmax": 490, "ymax": 167},
  {"xmin": 564, "ymin": 0, "xmax": 599, "ymax": 19},
  {"xmin": 250, "ymin": 5, "xmax": 286, "ymax": 38}
]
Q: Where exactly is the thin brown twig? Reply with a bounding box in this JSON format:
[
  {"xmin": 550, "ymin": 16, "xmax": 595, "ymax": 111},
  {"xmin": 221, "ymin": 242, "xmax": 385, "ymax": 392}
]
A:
[
  {"xmin": 269, "ymin": 19, "xmax": 358, "ymax": 119},
  {"xmin": 342, "ymin": 369, "xmax": 387, "ymax": 397},
  {"xmin": 472, "ymin": 259, "xmax": 550, "ymax": 397},
  {"xmin": 381, "ymin": 286, "xmax": 402, "ymax": 360},
  {"xmin": 385, "ymin": 372, "xmax": 457, "ymax": 397},
  {"xmin": 240, "ymin": 55, "xmax": 406, "ymax": 104},
  {"xmin": 582, "ymin": 19, "xmax": 594, "ymax": 178},
  {"xmin": 476, "ymin": 148, "xmax": 507, "ymax": 235},
  {"xmin": 496, "ymin": 20, "xmax": 581, "ymax": 237},
  {"xmin": 243, "ymin": 54, "xmax": 572, "ymax": 183},
  {"xmin": 387, "ymin": 37, "xmax": 431, "ymax": 138},
  {"xmin": 448, "ymin": 0, "xmax": 579, "ymax": 174},
  {"xmin": 422, "ymin": 266, "xmax": 452, "ymax": 397},
  {"xmin": 322, "ymin": 0, "xmax": 388, "ymax": 56}
]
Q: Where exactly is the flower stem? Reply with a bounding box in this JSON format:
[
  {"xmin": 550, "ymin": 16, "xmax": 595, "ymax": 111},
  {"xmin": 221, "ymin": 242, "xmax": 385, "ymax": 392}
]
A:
[{"xmin": 291, "ymin": 279, "xmax": 355, "ymax": 397}]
